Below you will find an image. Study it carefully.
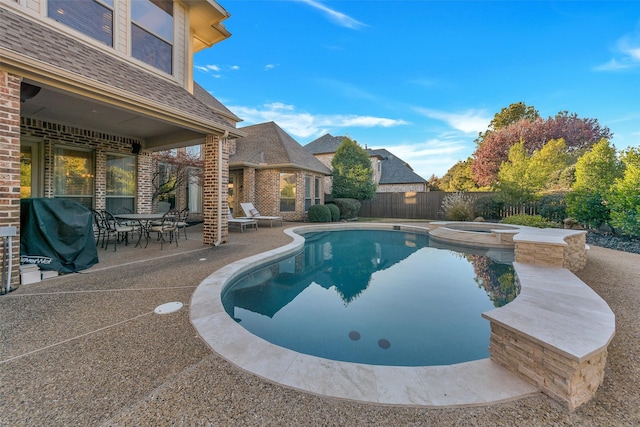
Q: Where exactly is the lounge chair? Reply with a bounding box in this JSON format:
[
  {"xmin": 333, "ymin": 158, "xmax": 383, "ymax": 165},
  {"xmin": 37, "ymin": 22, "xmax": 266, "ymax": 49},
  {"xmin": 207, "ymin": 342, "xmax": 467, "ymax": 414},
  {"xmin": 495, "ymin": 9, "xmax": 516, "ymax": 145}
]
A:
[
  {"xmin": 228, "ymin": 208, "xmax": 258, "ymax": 233},
  {"xmin": 240, "ymin": 203, "xmax": 283, "ymax": 227}
]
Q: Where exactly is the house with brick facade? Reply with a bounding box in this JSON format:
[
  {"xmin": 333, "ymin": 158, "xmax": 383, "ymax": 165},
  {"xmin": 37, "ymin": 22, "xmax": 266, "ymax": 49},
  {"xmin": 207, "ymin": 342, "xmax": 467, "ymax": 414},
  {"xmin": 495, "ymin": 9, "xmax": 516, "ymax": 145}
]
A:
[
  {"xmin": 229, "ymin": 122, "xmax": 331, "ymax": 221},
  {"xmin": 0, "ymin": 0, "xmax": 243, "ymax": 289},
  {"xmin": 304, "ymin": 134, "xmax": 428, "ymax": 194}
]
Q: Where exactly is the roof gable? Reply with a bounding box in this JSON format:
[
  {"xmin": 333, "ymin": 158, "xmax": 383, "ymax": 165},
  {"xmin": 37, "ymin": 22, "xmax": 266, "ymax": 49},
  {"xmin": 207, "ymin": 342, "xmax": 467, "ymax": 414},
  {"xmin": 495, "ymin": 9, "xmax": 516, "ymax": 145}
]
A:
[
  {"xmin": 368, "ymin": 148, "xmax": 427, "ymax": 184},
  {"xmin": 304, "ymin": 134, "xmax": 346, "ymax": 154},
  {"xmin": 231, "ymin": 122, "xmax": 332, "ymax": 175}
]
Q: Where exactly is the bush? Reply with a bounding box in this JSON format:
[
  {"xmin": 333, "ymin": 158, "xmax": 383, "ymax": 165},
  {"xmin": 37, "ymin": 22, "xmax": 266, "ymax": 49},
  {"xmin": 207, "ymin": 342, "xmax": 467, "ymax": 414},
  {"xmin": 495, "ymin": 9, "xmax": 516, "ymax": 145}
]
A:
[
  {"xmin": 537, "ymin": 193, "xmax": 567, "ymax": 224},
  {"xmin": 566, "ymin": 190, "xmax": 610, "ymax": 229},
  {"xmin": 474, "ymin": 195, "xmax": 504, "ymax": 220},
  {"xmin": 307, "ymin": 204, "xmax": 332, "ymax": 222},
  {"xmin": 326, "ymin": 203, "xmax": 340, "ymax": 222},
  {"xmin": 501, "ymin": 214, "xmax": 559, "ymax": 228},
  {"xmin": 333, "ymin": 198, "xmax": 361, "ymax": 220},
  {"xmin": 440, "ymin": 192, "xmax": 477, "ymax": 221}
]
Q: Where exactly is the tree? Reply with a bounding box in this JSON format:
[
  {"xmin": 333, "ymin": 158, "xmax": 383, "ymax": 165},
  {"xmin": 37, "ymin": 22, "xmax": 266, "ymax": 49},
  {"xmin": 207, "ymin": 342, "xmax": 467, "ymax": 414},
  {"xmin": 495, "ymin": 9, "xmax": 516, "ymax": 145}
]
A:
[
  {"xmin": 497, "ymin": 139, "xmax": 569, "ymax": 201},
  {"xmin": 573, "ymin": 138, "xmax": 623, "ymax": 193},
  {"xmin": 426, "ymin": 174, "xmax": 443, "ymax": 191},
  {"xmin": 440, "ymin": 158, "xmax": 479, "ymax": 191},
  {"xmin": 471, "ymin": 109, "xmax": 612, "ymax": 187},
  {"xmin": 331, "ymin": 138, "xmax": 377, "ymax": 200},
  {"xmin": 566, "ymin": 139, "xmax": 623, "ymax": 228},
  {"xmin": 151, "ymin": 149, "xmax": 203, "ymax": 205},
  {"xmin": 609, "ymin": 147, "xmax": 640, "ymax": 236},
  {"xmin": 476, "ymin": 101, "xmax": 540, "ymax": 144}
]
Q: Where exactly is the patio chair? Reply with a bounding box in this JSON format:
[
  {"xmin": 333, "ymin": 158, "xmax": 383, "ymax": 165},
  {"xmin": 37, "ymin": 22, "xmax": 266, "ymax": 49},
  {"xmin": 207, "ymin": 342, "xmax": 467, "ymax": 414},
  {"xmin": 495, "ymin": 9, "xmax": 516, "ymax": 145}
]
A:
[
  {"xmin": 145, "ymin": 209, "xmax": 179, "ymax": 249},
  {"xmin": 91, "ymin": 209, "xmax": 107, "ymax": 248},
  {"xmin": 240, "ymin": 203, "xmax": 283, "ymax": 227},
  {"xmin": 228, "ymin": 208, "xmax": 258, "ymax": 233},
  {"xmin": 102, "ymin": 211, "xmax": 135, "ymax": 251},
  {"xmin": 176, "ymin": 208, "xmax": 189, "ymax": 240}
]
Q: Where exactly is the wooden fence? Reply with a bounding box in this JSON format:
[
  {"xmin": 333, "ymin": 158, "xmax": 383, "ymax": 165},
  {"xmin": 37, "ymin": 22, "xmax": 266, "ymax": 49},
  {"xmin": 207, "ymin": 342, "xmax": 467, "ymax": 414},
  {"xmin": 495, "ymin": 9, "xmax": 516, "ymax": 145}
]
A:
[{"xmin": 357, "ymin": 192, "xmax": 539, "ymax": 220}]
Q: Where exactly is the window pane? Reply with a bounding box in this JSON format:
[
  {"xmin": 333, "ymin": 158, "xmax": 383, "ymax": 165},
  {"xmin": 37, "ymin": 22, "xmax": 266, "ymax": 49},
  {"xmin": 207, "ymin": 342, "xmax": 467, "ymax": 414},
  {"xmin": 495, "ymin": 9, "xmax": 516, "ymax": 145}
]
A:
[
  {"xmin": 49, "ymin": 0, "xmax": 113, "ymax": 46},
  {"xmin": 106, "ymin": 155, "xmax": 136, "ymax": 196},
  {"xmin": 315, "ymin": 177, "xmax": 321, "ymax": 205},
  {"xmin": 132, "ymin": 24, "xmax": 172, "ymax": 74},
  {"xmin": 131, "ymin": 0, "xmax": 173, "ymax": 42},
  {"xmin": 280, "ymin": 173, "xmax": 296, "ymax": 212},
  {"xmin": 54, "ymin": 147, "xmax": 94, "ymax": 197}
]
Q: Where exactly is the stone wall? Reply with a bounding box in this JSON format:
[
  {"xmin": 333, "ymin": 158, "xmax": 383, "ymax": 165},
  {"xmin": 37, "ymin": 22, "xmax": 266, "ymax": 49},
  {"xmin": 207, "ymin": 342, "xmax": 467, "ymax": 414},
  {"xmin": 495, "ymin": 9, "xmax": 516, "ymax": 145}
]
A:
[{"xmin": 488, "ymin": 322, "xmax": 608, "ymax": 411}]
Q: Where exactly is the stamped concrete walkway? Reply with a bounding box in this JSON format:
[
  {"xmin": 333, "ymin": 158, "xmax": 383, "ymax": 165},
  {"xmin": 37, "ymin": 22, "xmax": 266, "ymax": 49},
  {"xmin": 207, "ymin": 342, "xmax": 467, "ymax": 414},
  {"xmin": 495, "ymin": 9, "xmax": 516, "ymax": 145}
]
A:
[{"xmin": 1, "ymin": 222, "xmax": 638, "ymax": 426}]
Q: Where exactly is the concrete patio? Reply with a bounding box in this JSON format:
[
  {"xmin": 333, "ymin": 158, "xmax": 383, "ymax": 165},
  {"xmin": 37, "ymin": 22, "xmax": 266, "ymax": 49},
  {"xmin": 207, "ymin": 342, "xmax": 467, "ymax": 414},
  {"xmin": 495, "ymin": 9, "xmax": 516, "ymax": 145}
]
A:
[{"xmin": 1, "ymin": 222, "xmax": 638, "ymax": 426}]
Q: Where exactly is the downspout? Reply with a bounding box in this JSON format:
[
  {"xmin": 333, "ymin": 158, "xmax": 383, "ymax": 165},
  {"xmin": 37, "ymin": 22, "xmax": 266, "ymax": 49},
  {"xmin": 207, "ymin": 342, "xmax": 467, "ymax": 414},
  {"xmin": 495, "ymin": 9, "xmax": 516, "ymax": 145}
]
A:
[{"xmin": 213, "ymin": 130, "xmax": 229, "ymax": 247}]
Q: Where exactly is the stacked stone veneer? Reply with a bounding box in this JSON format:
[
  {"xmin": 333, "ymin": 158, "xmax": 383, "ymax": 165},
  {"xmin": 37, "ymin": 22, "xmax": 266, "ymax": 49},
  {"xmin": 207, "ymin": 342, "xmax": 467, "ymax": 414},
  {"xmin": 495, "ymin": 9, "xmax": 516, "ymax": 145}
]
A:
[
  {"xmin": 488, "ymin": 321, "xmax": 608, "ymax": 411},
  {"xmin": 428, "ymin": 222, "xmax": 613, "ymax": 411},
  {"xmin": 515, "ymin": 232, "xmax": 587, "ymax": 272}
]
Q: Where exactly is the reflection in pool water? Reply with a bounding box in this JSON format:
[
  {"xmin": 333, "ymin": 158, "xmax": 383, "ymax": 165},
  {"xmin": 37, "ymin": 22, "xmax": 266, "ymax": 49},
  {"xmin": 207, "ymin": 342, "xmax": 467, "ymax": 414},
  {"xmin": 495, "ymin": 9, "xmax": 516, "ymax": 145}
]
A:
[{"xmin": 222, "ymin": 230, "xmax": 516, "ymax": 366}]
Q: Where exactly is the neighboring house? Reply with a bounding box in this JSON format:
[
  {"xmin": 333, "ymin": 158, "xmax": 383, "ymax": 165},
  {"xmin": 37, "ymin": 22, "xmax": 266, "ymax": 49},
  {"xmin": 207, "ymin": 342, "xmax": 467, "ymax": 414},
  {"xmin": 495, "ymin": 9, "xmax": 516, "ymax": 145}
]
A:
[
  {"xmin": 229, "ymin": 122, "xmax": 332, "ymax": 221},
  {"xmin": 0, "ymin": 0, "xmax": 243, "ymax": 287},
  {"xmin": 304, "ymin": 134, "xmax": 427, "ymax": 193}
]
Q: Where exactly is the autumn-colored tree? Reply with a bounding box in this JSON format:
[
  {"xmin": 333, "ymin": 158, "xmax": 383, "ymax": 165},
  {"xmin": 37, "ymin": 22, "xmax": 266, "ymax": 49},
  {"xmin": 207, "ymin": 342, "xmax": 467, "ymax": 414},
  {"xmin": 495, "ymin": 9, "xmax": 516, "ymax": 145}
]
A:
[
  {"xmin": 425, "ymin": 174, "xmax": 443, "ymax": 191},
  {"xmin": 151, "ymin": 149, "xmax": 203, "ymax": 205},
  {"xmin": 471, "ymin": 110, "xmax": 612, "ymax": 187},
  {"xmin": 475, "ymin": 102, "xmax": 540, "ymax": 145}
]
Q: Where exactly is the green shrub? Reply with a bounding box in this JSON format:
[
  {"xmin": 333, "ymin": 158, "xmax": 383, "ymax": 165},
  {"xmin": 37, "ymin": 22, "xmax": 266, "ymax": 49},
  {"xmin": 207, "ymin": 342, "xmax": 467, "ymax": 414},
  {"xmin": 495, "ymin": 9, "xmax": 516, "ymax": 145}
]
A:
[
  {"xmin": 566, "ymin": 190, "xmax": 610, "ymax": 229},
  {"xmin": 307, "ymin": 204, "xmax": 332, "ymax": 222},
  {"xmin": 474, "ymin": 195, "xmax": 504, "ymax": 220},
  {"xmin": 537, "ymin": 193, "xmax": 567, "ymax": 224},
  {"xmin": 440, "ymin": 192, "xmax": 477, "ymax": 221},
  {"xmin": 326, "ymin": 203, "xmax": 340, "ymax": 221},
  {"xmin": 501, "ymin": 214, "xmax": 559, "ymax": 228},
  {"xmin": 333, "ymin": 198, "xmax": 361, "ymax": 220}
]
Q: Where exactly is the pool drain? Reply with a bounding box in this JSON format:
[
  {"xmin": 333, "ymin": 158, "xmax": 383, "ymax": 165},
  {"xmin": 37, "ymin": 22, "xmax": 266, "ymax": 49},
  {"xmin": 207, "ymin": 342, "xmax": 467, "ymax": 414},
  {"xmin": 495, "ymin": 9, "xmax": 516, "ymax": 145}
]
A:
[{"xmin": 154, "ymin": 301, "xmax": 183, "ymax": 314}]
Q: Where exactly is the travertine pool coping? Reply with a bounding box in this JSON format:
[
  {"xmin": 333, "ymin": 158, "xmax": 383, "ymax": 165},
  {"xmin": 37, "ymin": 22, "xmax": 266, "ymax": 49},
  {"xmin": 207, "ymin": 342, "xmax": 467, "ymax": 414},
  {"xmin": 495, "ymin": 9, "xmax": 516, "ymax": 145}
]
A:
[{"xmin": 190, "ymin": 223, "xmax": 612, "ymax": 407}]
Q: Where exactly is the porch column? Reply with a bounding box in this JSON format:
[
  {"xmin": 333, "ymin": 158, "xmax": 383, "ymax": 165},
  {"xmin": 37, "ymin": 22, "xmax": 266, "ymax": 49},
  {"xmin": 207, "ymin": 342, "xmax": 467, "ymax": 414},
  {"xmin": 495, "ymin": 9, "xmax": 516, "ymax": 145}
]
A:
[
  {"xmin": 0, "ymin": 71, "xmax": 22, "ymax": 289},
  {"xmin": 202, "ymin": 134, "xmax": 228, "ymax": 245},
  {"xmin": 137, "ymin": 152, "xmax": 153, "ymax": 213},
  {"xmin": 242, "ymin": 167, "xmax": 255, "ymax": 203}
]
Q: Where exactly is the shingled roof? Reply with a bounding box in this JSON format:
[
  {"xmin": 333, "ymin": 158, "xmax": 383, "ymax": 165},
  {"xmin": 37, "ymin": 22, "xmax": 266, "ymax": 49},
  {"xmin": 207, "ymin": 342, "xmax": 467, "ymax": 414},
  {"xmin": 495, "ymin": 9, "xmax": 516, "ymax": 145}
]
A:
[
  {"xmin": 0, "ymin": 7, "xmax": 239, "ymax": 136},
  {"xmin": 367, "ymin": 148, "xmax": 427, "ymax": 185},
  {"xmin": 304, "ymin": 133, "xmax": 426, "ymax": 184},
  {"xmin": 303, "ymin": 134, "xmax": 345, "ymax": 154},
  {"xmin": 231, "ymin": 122, "xmax": 331, "ymax": 175}
]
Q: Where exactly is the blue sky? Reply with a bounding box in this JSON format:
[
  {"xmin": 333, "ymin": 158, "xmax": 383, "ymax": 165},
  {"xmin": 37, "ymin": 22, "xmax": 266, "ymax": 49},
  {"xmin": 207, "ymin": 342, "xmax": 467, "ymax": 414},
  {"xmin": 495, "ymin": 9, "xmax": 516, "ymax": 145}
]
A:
[{"xmin": 195, "ymin": 0, "xmax": 640, "ymax": 179}]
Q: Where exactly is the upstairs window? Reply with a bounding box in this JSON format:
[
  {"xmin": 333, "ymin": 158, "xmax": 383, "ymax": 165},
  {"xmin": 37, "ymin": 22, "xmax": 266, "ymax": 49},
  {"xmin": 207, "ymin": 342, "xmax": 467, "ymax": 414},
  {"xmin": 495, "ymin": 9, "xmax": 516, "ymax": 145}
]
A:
[
  {"xmin": 48, "ymin": 0, "xmax": 114, "ymax": 47},
  {"xmin": 131, "ymin": 0, "xmax": 173, "ymax": 74}
]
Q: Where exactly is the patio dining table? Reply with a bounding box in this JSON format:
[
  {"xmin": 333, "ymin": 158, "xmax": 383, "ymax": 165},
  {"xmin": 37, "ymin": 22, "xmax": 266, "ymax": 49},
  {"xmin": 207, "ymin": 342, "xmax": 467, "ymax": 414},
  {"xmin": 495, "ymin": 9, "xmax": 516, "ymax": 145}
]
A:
[{"xmin": 114, "ymin": 213, "xmax": 165, "ymax": 248}]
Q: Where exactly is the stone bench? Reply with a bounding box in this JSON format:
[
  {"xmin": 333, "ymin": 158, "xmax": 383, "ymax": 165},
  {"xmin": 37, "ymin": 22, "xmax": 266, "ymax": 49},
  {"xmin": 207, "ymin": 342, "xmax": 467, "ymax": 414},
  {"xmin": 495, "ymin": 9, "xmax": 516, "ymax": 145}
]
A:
[{"xmin": 482, "ymin": 262, "xmax": 615, "ymax": 411}]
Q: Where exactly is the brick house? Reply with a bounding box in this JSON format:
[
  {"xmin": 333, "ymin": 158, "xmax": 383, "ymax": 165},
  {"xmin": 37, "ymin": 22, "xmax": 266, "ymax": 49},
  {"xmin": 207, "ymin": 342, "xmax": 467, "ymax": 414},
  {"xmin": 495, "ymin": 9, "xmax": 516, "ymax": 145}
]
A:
[
  {"xmin": 0, "ymin": 0, "xmax": 244, "ymax": 289},
  {"xmin": 229, "ymin": 122, "xmax": 332, "ymax": 221},
  {"xmin": 304, "ymin": 134, "xmax": 428, "ymax": 193}
]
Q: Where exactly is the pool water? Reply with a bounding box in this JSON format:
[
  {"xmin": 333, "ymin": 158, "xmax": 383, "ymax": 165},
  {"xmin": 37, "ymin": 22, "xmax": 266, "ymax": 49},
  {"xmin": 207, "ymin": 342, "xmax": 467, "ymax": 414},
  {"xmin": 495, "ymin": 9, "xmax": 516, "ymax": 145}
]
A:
[{"xmin": 222, "ymin": 230, "xmax": 517, "ymax": 366}]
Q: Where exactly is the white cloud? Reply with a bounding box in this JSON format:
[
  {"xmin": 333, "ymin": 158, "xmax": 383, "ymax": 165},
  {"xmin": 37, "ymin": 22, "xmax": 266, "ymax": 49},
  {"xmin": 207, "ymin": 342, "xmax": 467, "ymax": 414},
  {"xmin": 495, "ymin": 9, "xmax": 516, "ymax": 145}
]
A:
[
  {"xmin": 595, "ymin": 30, "xmax": 640, "ymax": 71},
  {"xmin": 194, "ymin": 64, "xmax": 238, "ymax": 78},
  {"xmin": 297, "ymin": 0, "xmax": 366, "ymax": 29},
  {"xmin": 264, "ymin": 64, "xmax": 278, "ymax": 71},
  {"xmin": 414, "ymin": 107, "xmax": 490, "ymax": 134},
  {"xmin": 231, "ymin": 103, "xmax": 407, "ymax": 139},
  {"xmin": 379, "ymin": 138, "xmax": 472, "ymax": 179}
]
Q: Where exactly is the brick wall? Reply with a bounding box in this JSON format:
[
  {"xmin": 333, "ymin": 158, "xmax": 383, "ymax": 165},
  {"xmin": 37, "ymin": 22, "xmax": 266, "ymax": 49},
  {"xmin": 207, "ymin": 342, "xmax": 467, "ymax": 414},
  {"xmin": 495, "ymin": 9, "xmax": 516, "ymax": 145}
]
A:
[{"xmin": 0, "ymin": 71, "xmax": 21, "ymax": 289}]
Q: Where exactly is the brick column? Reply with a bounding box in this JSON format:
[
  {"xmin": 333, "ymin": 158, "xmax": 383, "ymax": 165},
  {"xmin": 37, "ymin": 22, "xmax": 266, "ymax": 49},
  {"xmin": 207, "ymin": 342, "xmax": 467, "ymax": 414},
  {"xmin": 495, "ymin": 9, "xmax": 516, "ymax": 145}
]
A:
[
  {"xmin": 0, "ymin": 71, "xmax": 22, "ymax": 290},
  {"xmin": 137, "ymin": 152, "xmax": 153, "ymax": 213},
  {"xmin": 242, "ymin": 167, "xmax": 255, "ymax": 204},
  {"xmin": 202, "ymin": 134, "xmax": 228, "ymax": 245}
]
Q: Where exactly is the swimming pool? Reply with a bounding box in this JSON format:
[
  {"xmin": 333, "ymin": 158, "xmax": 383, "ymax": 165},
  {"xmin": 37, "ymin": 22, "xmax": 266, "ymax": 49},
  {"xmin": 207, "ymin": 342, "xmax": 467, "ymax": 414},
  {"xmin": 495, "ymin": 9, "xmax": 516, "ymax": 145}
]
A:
[{"xmin": 222, "ymin": 229, "xmax": 516, "ymax": 366}]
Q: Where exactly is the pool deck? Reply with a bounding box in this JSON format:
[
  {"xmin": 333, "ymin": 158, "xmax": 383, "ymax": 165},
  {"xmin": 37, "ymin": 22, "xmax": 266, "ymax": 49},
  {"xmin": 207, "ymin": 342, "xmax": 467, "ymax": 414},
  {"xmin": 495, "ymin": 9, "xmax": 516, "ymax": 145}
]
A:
[{"xmin": 1, "ymin": 221, "xmax": 638, "ymax": 425}]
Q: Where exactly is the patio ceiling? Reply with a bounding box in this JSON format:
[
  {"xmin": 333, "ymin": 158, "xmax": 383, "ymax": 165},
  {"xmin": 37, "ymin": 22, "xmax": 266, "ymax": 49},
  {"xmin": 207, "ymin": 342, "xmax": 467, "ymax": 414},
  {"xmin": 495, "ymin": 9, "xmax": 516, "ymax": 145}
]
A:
[{"xmin": 20, "ymin": 80, "xmax": 208, "ymax": 152}]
